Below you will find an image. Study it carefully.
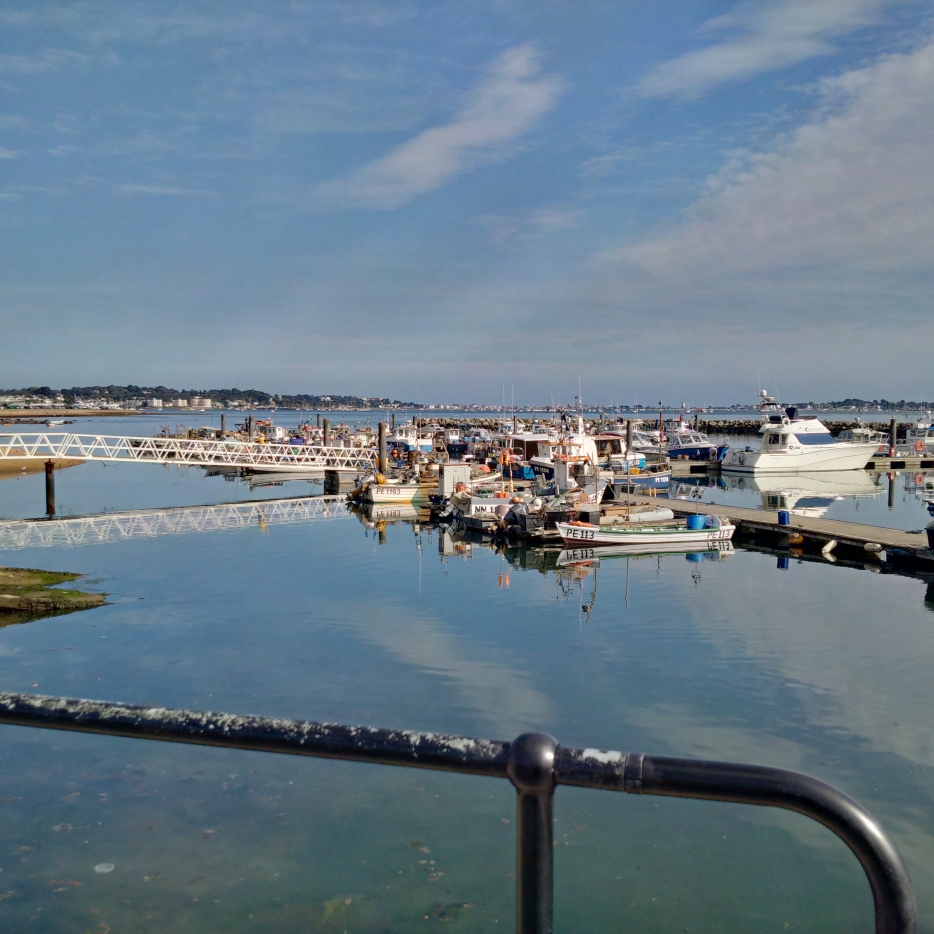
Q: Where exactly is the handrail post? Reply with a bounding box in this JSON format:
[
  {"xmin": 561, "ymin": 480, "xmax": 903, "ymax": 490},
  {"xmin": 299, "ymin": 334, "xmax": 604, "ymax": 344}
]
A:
[{"xmin": 508, "ymin": 732, "xmax": 558, "ymax": 934}]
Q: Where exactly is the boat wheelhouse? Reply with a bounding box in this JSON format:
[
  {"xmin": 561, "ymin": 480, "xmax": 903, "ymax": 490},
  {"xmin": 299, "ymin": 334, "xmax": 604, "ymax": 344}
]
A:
[{"xmin": 667, "ymin": 431, "xmax": 718, "ymax": 461}]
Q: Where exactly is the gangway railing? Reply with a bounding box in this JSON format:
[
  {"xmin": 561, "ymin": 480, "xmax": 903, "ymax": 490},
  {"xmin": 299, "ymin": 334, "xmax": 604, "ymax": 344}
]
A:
[
  {"xmin": 0, "ymin": 496, "xmax": 349, "ymax": 550},
  {"xmin": 0, "ymin": 432, "xmax": 375, "ymax": 473},
  {"xmin": 0, "ymin": 692, "xmax": 916, "ymax": 934}
]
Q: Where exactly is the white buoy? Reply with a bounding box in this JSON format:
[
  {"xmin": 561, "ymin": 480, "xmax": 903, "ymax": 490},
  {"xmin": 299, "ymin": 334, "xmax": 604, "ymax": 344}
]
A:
[
  {"xmin": 864, "ymin": 542, "xmax": 883, "ymax": 553},
  {"xmin": 821, "ymin": 539, "xmax": 837, "ymax": 555}
]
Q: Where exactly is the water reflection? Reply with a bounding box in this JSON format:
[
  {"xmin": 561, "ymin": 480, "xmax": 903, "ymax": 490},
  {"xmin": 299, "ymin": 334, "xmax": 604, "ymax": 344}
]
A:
[
  {"xmin": 0, "ymin": 495, "xmax": 347, "ymax": 550},
  {"xmin": 669, "ymin": 469, "xmax": 934, "ymax": 530},
  {"xmin": 4, "ymin": 500, "xmax": 934, "ymax": 930}
]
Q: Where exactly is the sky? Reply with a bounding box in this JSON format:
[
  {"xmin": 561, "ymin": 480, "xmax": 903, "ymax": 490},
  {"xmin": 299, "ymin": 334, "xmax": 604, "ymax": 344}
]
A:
[{"xmin": 1, "ymin": 0, "xmax": 933, "ymax": 406}]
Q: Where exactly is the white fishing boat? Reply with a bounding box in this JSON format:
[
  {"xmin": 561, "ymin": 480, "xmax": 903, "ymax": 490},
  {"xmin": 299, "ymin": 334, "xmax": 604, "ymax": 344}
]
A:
[
  {"xmin": 387, "ymin": 422, "xmax": 433, "ymax": 453},
  {"xmin": 720, "ymin": 392, "xmax": 878, "ymax": 473},
  {"xmin": 556, "ymin": 515, "xmax": 735, "ymax": 547},
  {"xmin": 903, "ymin": 417, "xmax": 934, "ymax": 453}
]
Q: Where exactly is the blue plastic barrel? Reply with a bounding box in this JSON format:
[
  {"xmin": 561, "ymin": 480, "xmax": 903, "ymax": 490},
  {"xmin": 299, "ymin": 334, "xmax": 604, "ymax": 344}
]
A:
[
  {"xmin": 777, "ymin": 509, "xmax": 791, "ymax": 526},
  {"xmin": 686, "ymin": 514, "xmax": 705, "ymax": 530}
]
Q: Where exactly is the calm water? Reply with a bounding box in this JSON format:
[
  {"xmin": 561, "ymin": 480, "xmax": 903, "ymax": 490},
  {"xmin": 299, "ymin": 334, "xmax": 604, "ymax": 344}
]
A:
[
  {"xmin": 670, "ymin": 467, "xmax": 934, "ymax": 532},
  {"xmin": 1, "ymin": 426, "xmax": 934, "ymax": 931}
]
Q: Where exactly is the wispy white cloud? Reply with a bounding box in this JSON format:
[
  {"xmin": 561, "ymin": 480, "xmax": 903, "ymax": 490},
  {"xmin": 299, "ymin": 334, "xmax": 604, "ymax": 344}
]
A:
[
  {"xmin": 636, "ymin": 0, "xmax": 901, "ymax": 99},
  {"xmin": 0, "ymin": 146, "xmax": 18, "ymax": 159},
  {"xmin": 0, "ymin": 48, "xmax": 88, "ymax": 75},
  {"xmin": 607, "ymin": 39, "xmax": 934, "ymax": 279},
  {"xmin": 472, "ymin": 206, "xmax": 581, "ymax": 244},
  {"xmin": 117, "ymin": 183, "xmax": 219, "ymax": 197},
  {"xmin": 314, "ymin": 44, "xmax": 563, "ymax": 210}
]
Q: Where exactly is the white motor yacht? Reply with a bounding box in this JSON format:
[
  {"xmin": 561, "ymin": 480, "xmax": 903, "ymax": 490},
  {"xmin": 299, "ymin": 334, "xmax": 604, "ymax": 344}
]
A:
[{"xmin": 720, "ymin": 392, "xmax": 879, "ymax": 473}]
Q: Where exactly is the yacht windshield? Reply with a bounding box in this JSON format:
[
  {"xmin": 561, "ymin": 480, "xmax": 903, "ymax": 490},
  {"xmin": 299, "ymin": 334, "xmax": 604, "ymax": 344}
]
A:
[{"xmin": 793, "ymin": 432, "xmax": 837, "ymax": 446}]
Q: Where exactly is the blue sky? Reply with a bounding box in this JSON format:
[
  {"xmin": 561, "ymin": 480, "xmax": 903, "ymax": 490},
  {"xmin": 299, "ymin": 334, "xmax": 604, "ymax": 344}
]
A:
[{"xmin": 2, "ymin": 0, "xmax": 933, "ymax": 405}]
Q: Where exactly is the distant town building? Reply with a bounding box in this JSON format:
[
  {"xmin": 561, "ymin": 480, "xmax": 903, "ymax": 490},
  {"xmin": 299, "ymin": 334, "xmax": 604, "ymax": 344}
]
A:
[
  {"xmin": 147, "ymin": 399, "xmax": 163, "ymax": 408},
  {"xmin": 190, "ymin": 397, "xmax": 213, "ymax": 408}
]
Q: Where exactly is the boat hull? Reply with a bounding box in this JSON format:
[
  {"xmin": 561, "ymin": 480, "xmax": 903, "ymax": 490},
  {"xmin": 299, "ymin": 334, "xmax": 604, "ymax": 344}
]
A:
[
  {"xmin": 721, "ymin": 442, "xmax": 877, "ymax": 473},
  {"xmin": 668, "ymin": 445, "xmax": 717, "ymax": 461},
  {"xmin": 626, "ymin": 469, "xmax": 671, "ymax": 488},
  {"xmin": 556, "ymin": 520, "xmax": 735, "ymax": 547},
  {"xmin": 364, "ymin": 483, "xmax": 426, "ymax": 504}
]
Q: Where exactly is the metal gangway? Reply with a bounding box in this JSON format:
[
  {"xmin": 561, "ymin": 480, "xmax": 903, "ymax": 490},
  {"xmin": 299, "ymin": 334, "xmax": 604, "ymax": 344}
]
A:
[
  {"xmin": 0, "ymin": 432, "xmax": 375, "ymax": 473},
  {"xmin": 0, "ymin": 495, "xmax": 349, "ymax": 551}
]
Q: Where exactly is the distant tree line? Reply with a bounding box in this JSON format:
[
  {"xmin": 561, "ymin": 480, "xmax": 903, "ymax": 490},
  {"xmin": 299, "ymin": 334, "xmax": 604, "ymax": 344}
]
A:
[
  {"xmin": 795, "ymin": 399, "xmax": 930, "ymax": 410},
  {"xmin": 0, "ymin": 385, "xmax": 417, "ymax": 409}
]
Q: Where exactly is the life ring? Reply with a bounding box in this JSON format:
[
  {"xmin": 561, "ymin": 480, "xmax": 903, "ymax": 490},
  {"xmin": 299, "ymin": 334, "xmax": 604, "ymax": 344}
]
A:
[
  {"xmin": 915, "ymin": 440, "xmax": 926, "ymax": 453},
  {"xmin": 914, "ymin": 473, "xmax": 924, "ymax": 484}
]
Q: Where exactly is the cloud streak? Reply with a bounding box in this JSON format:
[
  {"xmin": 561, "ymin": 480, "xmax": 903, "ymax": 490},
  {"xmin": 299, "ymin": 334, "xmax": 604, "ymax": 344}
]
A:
[
  {"xmin": 315, "ymin": 44, "xmax": 563, "ymax": 210},
  {"xmin": 611, "ymin": 39, "xmax": 934, "ymax": 278},
  {"xmin": 636, "ymin": 0, "xmax": 900, "ymax": 98},
  {"xmin": 117, "ymin": 183, "xmax": 219, "ymax": 197}
]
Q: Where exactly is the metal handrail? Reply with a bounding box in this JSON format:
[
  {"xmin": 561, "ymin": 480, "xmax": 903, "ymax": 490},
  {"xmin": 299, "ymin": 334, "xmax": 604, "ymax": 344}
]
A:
[{"xmin": 0, "ymin": 692, "xmax": 917, "ymax": 934}]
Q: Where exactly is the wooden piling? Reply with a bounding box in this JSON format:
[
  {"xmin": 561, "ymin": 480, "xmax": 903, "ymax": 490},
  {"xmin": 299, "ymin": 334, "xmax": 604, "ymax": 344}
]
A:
[
  {"xmin": 44, "ymin": 460, "xmax": 55, "ymax": 518},
  {"xmin": 378, "ymin": 422, "xmax": 388, "ymax": 474}
]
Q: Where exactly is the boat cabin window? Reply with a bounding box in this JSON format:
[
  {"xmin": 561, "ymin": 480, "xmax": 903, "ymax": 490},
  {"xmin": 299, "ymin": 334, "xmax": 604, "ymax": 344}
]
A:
[
  {"xmin": 768, "ymin": 433, "xmax": 781, "ymax": 445},
  {"xmin": 792, "ymin": 432, "xmax": 837, "ymax": 445}
]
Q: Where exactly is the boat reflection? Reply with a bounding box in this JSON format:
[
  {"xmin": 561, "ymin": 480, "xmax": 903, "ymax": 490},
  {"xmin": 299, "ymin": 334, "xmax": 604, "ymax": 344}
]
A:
[{"xmin": 723, "ymin": 470, "xmax": 883, "ymax": 517}]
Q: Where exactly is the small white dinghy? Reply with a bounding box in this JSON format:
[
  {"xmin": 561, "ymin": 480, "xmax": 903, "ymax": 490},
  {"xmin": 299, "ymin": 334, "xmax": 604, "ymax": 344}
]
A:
[{"xmin": 556, "ymin": 513, "xmax": 735, "ymax": 547}]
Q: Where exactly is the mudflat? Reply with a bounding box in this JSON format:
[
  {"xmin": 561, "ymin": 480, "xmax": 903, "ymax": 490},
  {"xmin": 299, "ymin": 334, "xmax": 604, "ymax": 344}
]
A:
[{"xmin": 0, "ymin": 566, "xmax": 106, "ymax": 626}]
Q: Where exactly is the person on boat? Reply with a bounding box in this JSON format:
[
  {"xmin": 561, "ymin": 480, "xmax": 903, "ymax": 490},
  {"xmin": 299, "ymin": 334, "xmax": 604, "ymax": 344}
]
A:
[{"xmin": 502, "ymin": 496, "xmax": 529, "ymax": 529}]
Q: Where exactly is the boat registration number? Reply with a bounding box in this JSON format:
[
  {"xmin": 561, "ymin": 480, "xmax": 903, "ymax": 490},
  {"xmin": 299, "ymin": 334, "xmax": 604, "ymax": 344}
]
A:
[
  {"xmin": 564, "ymin": 548, "xmax": 598, "ymax": 561},
  {"xmin": 564, "ymin": 527, "xmax": 596, "ymax": 540}
]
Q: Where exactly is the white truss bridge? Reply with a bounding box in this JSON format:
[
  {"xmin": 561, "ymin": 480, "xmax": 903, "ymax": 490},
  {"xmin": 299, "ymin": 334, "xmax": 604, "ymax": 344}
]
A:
[
  {"xmin": 0, "ymin": 496, "xmax": 350, "ymax": 551},
  {"xmin": 0, "ymin": 432, "xmax": 375, "ymax": 473}
]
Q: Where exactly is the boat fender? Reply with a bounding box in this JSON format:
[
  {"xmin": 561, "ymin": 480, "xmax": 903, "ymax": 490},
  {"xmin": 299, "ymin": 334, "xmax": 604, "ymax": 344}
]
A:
[
  {"xmin": 915, "ymin": 441, "xmax": 926, "ymax": 453},
  {"xmin": 738, "ymin": 452, "xmax": 746, "ymax": 465}
]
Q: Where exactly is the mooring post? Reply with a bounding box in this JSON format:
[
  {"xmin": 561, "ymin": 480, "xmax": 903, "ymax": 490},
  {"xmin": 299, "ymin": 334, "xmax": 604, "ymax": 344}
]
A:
[
  {"xmin": 323, "ymin": 418, "xmax": 330, "ymax": 447},
  {"xmin": 247, "ymin": 415, "xmax": 254, "ymax": 440},
  {"xmin": 44, "ymin": 460, "xmax": 55, "ymax": 518},
  {"xmin": 508, "ymin": 733, "xmax": 557, "ymax": 934},
  {"xmin": 391, "ymin": 411, "xmax": 396, "ymax": 429},
  {"xmin": 378, "ymin": 422, "xmax": 388, "ymax": 474},
  {"xmin": 890, "ymin": 416, "xmax": 898, "ymax": 457},
  {"xmin": 220, "ymin": 413, "xmax": 226, "ymax": 435},
  {"xmin": 626, "ymin": 418, "xmax": 634, "ymax": 453},
  {"xmin": 889, "ymin": 472, "xmax": 896, "ymax": 510},
  {"xmin": 694, "ymin": 411, "xmax": 699, "ymax": 430}
]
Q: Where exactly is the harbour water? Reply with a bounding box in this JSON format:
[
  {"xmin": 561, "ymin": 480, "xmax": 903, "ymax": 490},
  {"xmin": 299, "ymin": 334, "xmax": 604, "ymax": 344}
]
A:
[{"xmin": 1, "ymin": 421, "xmax": 934, "ymax": 931}]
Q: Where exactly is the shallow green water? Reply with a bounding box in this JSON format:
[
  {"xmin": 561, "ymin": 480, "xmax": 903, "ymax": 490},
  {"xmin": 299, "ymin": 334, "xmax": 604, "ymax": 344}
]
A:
[{"xmin": 1, "ymin": 497, "xmax": 934, "ymax": 932}]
